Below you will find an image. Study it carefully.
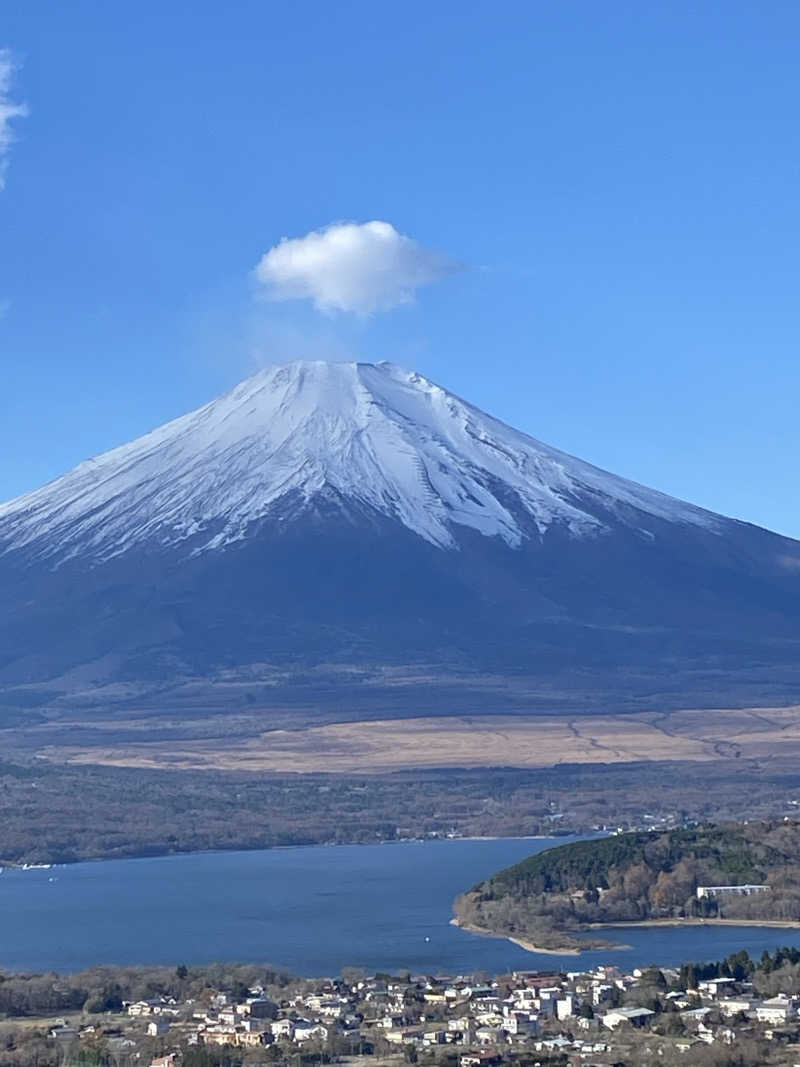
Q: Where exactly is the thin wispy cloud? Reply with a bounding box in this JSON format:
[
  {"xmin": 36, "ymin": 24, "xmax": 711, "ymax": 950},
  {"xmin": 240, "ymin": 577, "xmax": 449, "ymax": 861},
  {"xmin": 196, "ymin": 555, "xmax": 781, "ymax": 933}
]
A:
[
  {"xmin": 0, "ymin": 48, "xmax": 27, "ymax": 190},
  {"xmin": 253, "ymin": 220, "xmax": 461, "ymax": 314}
]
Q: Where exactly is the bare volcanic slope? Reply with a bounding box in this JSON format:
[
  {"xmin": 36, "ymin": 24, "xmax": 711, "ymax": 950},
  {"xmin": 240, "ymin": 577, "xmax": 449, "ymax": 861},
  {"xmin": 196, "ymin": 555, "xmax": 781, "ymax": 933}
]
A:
[{"xmin": 1, "ymin": 359, "xmax": 799, "ymax": 731}]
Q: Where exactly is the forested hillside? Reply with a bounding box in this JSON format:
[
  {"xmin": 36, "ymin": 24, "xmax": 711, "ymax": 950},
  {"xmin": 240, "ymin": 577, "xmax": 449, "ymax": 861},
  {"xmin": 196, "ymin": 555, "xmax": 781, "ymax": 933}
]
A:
[{"xmin": 455, "ymin": 822, "xmax": 800, "ymax": 951}]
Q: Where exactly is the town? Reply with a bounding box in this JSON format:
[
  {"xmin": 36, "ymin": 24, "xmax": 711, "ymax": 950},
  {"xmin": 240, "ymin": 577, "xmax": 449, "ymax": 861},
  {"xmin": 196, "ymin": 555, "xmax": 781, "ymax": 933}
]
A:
[{"xmin": 4, "ymin": 947, "xmax": 800, "ymax": 1067}]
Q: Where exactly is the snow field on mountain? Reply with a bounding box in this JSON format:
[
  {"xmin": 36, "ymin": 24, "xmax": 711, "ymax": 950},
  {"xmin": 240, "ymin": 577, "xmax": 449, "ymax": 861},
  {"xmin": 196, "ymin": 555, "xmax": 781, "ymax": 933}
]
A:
[{"xmin": 0, "ymin": 360, "xmax": 722, "ymax": 563}]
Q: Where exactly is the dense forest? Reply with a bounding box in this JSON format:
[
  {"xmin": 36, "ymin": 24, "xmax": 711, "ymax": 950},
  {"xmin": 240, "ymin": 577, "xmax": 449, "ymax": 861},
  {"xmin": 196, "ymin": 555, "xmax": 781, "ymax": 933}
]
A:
[
  {"xmin": 2, "ymin": 755, "xmax": 800, "ymax": 865},
  {"xmin": 455, "ymin": 822, "xmax": 800, "ymax": 950},
  {"xmin": 679, "ymin": 944, "xmax": 800, "ymax": 993}
]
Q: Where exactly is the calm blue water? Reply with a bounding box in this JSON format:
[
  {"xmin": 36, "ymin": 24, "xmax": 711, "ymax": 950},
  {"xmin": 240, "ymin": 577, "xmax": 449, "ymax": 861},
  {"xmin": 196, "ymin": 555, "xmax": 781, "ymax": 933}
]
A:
[{"xmin": 0, "ymin": 838, "xmax": 798, "ymax": 975}]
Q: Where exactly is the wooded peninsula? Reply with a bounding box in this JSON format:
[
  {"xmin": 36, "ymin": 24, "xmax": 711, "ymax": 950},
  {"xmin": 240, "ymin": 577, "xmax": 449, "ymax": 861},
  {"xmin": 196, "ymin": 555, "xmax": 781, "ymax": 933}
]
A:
[{"xmin": 454, "ymin": 822, "xmax": 800, "ymax": 952}]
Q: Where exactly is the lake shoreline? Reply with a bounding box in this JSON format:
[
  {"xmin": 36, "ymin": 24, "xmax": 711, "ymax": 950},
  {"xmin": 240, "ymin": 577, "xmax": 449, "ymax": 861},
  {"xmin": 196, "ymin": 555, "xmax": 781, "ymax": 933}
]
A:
[
  {"xmin": 0, "ymin": 833, "xmax": 559, "ymax": 873},
  {"xmin": 590, "ymin": 917, "xmax": 800, "ymax": 931},
  {"xmin": 449, "ymin": 916, "xmax": 583, "ymax": 956},
  {"xmin": 450, "ymin": 912, "xmax": 800, "ymax": 958}
]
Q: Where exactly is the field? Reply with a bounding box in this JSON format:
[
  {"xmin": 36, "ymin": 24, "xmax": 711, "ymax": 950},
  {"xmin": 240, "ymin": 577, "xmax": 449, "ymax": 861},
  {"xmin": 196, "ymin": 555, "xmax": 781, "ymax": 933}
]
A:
[
  {"xmin": 4, "ymin": 702, "xmax": 800, "ymax": 867},
  {"xmin": 42, "ymin": 704, "xmax": 800, "ymax": 773}
]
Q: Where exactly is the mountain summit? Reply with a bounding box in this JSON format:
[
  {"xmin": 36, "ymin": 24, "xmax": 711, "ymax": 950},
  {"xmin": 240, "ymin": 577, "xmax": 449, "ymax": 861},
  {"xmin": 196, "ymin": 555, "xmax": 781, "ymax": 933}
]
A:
[
  {"xmin": 1, "ymin": 360, "xmax": 799, "ymax": 721},
  {"xmin": 0, "ymin": 360, "xmax": 722, "ymax": 562}
]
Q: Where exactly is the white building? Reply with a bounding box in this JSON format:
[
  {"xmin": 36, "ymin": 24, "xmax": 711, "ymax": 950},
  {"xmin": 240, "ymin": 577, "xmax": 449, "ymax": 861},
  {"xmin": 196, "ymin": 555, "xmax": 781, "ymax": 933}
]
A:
[
  {"xmin": 294, "ymin": 1021, "xmax": 328, "ymax": 1043},
  {"xmin": 270, "ymin": 1018, "xmax": 294, "ymax": 1039},
  {"xmin": 699, "ymin": 977, "xmax": 737, "ymax": 996},
  {"xmin": 503, "ymin": 1012, "xmax": 538, "ymax": 1036},
  {"xmin": 602, "ymin": 1007, "xmax": 655, "ymax": 1030},
  {"xmin": 755, "ymin": 996, "xmax": 797, "ymax": 1024},
  {"xmin": 718, "ymin": 997, "xmax": 754, "ymax": 1017},
  {"xmin": 556, "ymin": 994, "xmax": 577, "ymax": 1020},
  {"xmin": 696, "ymin": 884, "xmax": 769, "ymax": 900}
]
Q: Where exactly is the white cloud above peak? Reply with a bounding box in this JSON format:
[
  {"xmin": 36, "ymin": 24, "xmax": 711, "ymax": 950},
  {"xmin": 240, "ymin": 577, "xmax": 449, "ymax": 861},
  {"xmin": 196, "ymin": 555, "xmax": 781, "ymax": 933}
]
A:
[
  {"xmin": 0, "ymin": 49, "xmax": 27, "ymax": 191},
  {"xmin": 253, "ymin": 220, "xmax": 460, "ymax": 314}
]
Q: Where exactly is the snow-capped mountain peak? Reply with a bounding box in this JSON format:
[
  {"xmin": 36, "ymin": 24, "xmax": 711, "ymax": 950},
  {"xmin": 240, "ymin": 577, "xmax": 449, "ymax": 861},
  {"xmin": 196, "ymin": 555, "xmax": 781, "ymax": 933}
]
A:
[{"xmin": 0, "ymin": 360, "xmax": 720, "ymax": 563}]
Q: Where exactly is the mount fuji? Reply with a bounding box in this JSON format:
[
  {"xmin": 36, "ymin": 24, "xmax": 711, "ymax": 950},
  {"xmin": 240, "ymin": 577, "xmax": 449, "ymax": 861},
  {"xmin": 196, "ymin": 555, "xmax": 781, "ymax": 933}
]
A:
[{"xmin": 1, "ymin": 360, "xmax": 799, "ymax": 725}]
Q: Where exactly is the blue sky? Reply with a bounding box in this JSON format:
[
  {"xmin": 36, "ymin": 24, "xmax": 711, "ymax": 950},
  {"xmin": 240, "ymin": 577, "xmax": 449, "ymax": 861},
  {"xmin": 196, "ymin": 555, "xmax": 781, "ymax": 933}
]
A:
[{"xmin": 1, "ymin": 1, "xmax": 799, "ymax": 535}]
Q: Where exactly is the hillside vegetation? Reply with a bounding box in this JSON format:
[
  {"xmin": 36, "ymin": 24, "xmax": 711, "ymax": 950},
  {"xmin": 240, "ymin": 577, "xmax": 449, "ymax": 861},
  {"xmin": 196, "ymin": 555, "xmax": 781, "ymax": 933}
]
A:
[
  {"xmin": 455, "ymin": 822, "xmax": 800, "ymax": 951},
  {"xmin": 6, "ymin": 757, "xmax": 800, "ymax": 866}
]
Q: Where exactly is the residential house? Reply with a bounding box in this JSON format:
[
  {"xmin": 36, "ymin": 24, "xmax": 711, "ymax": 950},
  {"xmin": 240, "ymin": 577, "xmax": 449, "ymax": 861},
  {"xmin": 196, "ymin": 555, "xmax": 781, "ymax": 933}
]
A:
[
  {"xmin": 602, "ymin": 1007, "xmax": 655, "ymax": 1030},
  {"xmin": 755, "ymin": 996, "xmax": 798, "ymax": 1024},
  {"xmin": 718, "ymin": 997, "xmax": 754, "ymax": 1017}
]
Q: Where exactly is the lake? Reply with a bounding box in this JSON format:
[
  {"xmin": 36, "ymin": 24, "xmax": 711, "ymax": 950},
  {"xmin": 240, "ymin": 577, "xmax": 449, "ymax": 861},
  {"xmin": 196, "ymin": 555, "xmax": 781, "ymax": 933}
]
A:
[{"xmin": 1, "ymin": 838, "xmax": 798, "ymax": 975}]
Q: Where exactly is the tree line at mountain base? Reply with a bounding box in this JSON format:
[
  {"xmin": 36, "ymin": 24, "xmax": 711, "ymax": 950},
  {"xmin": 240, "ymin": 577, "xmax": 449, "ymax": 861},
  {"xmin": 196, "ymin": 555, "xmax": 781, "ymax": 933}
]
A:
[{"xmin": 1, "ymin": 755, "xmax": 800, "ymax": 866}]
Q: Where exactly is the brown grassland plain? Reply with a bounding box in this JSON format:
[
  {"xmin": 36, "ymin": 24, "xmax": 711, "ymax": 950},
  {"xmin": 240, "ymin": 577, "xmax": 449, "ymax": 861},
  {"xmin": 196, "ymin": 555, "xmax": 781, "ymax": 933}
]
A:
[{"xmin": 42, "ymin": 704, "xmax": 800, "ymax": 773}]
